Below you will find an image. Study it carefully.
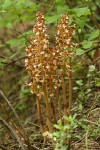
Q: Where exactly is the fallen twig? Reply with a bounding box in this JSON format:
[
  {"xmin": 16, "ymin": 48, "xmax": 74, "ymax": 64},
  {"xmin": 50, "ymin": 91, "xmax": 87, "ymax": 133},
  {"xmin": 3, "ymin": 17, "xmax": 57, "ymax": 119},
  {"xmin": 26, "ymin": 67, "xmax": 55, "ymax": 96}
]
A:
[
  {"xmin": 0, "ymin": 144, "xmax": 8, "ymax": 150},
  {"xmin": 0, "ymin": 117, "xmax": 25, "ymax": 150},
  {"xmin": 0, "ymin": 90, "xmax": 31, "ymax": 150}
]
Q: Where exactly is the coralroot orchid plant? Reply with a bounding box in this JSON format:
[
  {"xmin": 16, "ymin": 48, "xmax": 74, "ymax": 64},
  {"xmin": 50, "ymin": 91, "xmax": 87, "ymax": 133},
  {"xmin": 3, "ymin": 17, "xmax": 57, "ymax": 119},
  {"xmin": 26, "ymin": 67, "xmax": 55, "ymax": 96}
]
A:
[{"xmin": 25, "ymin": 11, "xmax": 78, "ymax": 144}]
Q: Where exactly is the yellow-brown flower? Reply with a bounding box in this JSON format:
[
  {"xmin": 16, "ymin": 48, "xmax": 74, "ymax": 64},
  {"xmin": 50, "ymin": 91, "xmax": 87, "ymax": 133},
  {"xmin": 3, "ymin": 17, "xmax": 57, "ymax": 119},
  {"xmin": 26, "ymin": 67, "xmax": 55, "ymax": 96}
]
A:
[{"xmin": 25, "ymin": 12, "xmax": 50, "ymax": 95}]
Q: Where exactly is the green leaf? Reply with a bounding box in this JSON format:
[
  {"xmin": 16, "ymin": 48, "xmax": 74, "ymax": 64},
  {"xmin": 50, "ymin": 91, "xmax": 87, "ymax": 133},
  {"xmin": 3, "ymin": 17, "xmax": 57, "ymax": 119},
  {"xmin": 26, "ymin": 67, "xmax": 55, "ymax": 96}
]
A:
[
  {"xmin": 22, "ymin": 88, "xmax": 31, "ymax": 94},
  {"xmin": 46, "ymin": 15, "xmax": 60, "ymax": 24},
  {"xmin": 2, "ymin": 0, "xmax": 10, "ymax": 9},
  {"xmin": 74, "ymin": 7, "xmax": 90, "ymax": 17},
  {"xmin": 6, "ymin": 38, "xmax": 26, "ymax": 48},
  {"xmin": 55, "ymin": 0, "xmax": 66, "ymax": 5},
  {"xmin": 76, "ymin": 48, "xmax": 85, "ymax": 55},
  {"xmin": 95, "ymin": 78, "xmax": 100, "ymax": 87},
  {"xmin": 73, "ymin": 113, "xmax": 77, "ymax": 120},
  {"xmin": 76, "ymin": 80, "xmax": 83, "ymax": 86},
  {"xmin": 79, "ymin": 103, "xmax": 83, "ymax": 111},
  {"xmin": 73, "ymin": 86, "xmax": 79, "ymax": 90},
  {"xmin": 89, "ymin": 65, "xmax": 95, "ymax": 72},
  {"xmin": 82, "ymin": 40, "xmax": 93, "ymax": 49},
  {"xmin": 88, "ymin": 29, "xmax": 100, "ymax": 41},
  {"xmin": 75, "ymin": 17, "xmax": 86, "ymax": 28},
  {"xmin": 0, "ymin": 10, "xmax": 6, "ymax": 13},
  {"xmin": 63, "ymin": 116, "xmax": 72, "ymax": 122},
  {"xmin": 6, "ymin": 39, "xmax": 19, "ymax": 48},
  {"xmin": 64, "ymin": 125, "xmax": 70, "ymax": 129},
  {"xmin": 57, "ymin": 6, "xmax": 69, "ymax": 14},
  {"xmin": 54, "ymin": 124, "xmax": 61, "ymax": 130}
]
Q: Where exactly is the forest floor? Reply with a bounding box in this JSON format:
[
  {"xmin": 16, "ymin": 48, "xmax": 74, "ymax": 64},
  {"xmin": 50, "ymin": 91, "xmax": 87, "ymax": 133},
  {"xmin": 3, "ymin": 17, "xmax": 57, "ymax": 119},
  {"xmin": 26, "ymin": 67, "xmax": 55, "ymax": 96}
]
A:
[{"xmin": 0, "ymin": 85, "xmax": 100, "ymax": 150}]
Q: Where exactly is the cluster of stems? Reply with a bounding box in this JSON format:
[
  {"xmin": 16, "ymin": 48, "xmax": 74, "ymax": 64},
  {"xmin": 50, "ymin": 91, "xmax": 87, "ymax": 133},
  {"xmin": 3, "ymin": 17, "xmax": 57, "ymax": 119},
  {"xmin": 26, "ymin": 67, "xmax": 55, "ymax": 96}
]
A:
[{"xmin": 25, "ymin": 12, "xmax": 77, "ymax": 139}]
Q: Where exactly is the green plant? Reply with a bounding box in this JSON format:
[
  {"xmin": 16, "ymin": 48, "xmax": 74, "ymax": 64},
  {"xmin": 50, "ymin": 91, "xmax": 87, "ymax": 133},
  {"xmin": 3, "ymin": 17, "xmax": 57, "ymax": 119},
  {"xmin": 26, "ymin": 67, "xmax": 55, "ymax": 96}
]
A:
[{"xmin": 43, "ymin": 114, "xmax": 78, "ymax": 150}]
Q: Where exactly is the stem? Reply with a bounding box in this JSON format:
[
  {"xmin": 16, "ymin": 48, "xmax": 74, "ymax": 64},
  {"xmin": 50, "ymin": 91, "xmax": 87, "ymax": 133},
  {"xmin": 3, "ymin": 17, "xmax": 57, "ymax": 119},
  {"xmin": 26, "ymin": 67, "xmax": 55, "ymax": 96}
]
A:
[
  {"xmin": 67, "ymin": 57, "xmax": 73, "ymax": 146},
  {"xmin": 50, "ymin": 96, "xmax": 57, "ymax": 123},
  {"xmin": 43, "ymin": 83, "xmax": 53, "ymax": 132},
  {"xmin": 68, "ymin": 57, "xmax": 72, "ymax": 116},
  {"xmin": 62, "ymin": 51, "xmax": 68, "ymax": 124},
  {"xmin": 85, "ymin": 130, "xmax": 88, "ymax": 150},
  {"xmin": 36, "ymin": 95, "xmax": 44, "ymax": 134},
  {"xmin": 56, "ymin": 87, "xmax": 62, "ymax": 123},
  {"xmin": 49, "ymin": 74, "xmax": 57, "ymax": 123},
  {"xmin": 62, "ymin": 77, "xmax": 68, "ymax": 118},
  {"xmin": 33, "ymin": 80, "xmax": 44, "ymax": 134}
]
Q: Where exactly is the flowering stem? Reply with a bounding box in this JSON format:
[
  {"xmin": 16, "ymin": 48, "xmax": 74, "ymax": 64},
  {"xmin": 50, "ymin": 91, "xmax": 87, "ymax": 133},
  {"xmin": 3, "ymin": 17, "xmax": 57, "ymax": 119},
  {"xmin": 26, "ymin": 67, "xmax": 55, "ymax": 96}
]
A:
[
  {"xmin": 68, "ymin": 57, "xmax": 72, "ymax": 116},
  {"xmin": 36, "ymin": 95, "xmax": 44, "ymax": 133},
  {"xmin": 62, "ymin": 51, "xmax": 68, "ymax": 125},
  {"xmin": 56, "ymin": 87, "xmax": 62, "ymax": 123},
  {"xmin": 49, "ymin": 74, "xmax": 57, "ymax": 123},
  {"xmin": 62, "ymin": 77, "xmax": 68, "ymax": 117},
  {"xmin": 43, "ymin": 83, "xmax": 53, "ymax": 132},
  {"xmin": 67, "ymin": 56, "xmax": 73, "ymax": 145},
  {"xmin": 50, "ymin": 96, "xmax": 57, "ymax": 123}
]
